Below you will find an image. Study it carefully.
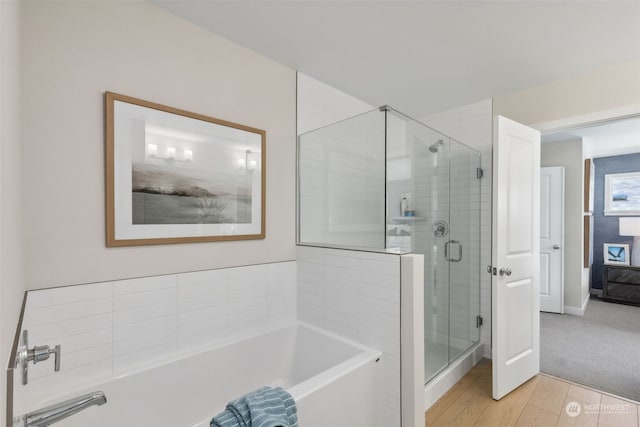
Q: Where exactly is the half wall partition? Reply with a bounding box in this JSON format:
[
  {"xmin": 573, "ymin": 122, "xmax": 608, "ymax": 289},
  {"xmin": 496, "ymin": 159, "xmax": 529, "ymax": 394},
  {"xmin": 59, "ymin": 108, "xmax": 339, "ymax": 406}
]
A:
[{"xmin": 297, "ymin": 106, "xmax": 481, "ymax": 385}]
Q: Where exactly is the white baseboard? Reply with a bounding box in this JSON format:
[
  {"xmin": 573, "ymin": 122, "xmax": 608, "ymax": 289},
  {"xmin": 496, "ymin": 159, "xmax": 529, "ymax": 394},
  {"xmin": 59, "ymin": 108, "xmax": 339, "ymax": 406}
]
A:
[
  {"xmin": 424, "ymin": 343, "xmax": 484, "ymax": 410},
  {"xmin": 564, "ymin": 295, "xmax": 590, "ymax": 316}
]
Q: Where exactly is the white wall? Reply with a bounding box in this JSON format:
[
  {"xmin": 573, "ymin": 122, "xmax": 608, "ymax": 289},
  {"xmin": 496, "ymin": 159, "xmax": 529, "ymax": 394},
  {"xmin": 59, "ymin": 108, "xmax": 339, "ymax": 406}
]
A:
[
  {"xmin": 493, "ymin": 59, "xmax": 640, "ymax": 127},
  {"xmin": 541, "ymin": 139, "xmax": 586, "ymax": 310},
  {"xmin": 21, "ymin": 1, "xmax": 296, "ymax": 289},
  {"xmin": 0, "ymin": 1, "xmax": 24, "ymax": 425}
]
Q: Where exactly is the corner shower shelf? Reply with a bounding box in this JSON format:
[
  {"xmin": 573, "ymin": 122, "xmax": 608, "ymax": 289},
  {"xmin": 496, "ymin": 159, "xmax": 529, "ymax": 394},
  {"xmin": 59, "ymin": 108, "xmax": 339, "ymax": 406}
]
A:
[{"xmin": 391, "ymin": 217, "xmax": 426, "ymax": 222}]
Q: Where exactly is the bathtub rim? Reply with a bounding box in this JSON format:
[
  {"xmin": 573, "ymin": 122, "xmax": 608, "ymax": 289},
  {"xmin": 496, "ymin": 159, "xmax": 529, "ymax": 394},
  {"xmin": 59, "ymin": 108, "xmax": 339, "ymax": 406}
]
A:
[
  {"xmin": 287, "ymin": 322, "xmax": 382, "ymax": 401},
  {"xmin": 108, "ymin": 320, "xmax": 379, "ymax": 384}
]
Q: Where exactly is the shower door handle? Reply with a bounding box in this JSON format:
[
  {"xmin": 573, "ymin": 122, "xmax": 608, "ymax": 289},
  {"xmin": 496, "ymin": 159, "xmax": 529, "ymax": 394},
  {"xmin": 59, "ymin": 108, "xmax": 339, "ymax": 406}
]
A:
[{"xmin": 445, "ymin": 240, "xmax": 463, "ymax": 263}]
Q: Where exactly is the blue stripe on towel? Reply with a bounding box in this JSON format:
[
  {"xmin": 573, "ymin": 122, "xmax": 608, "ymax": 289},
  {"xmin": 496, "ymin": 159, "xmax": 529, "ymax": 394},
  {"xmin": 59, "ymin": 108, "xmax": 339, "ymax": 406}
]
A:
[{"xmin": 210, "ymin": 386, "xmax": 298, "ymax": 427}]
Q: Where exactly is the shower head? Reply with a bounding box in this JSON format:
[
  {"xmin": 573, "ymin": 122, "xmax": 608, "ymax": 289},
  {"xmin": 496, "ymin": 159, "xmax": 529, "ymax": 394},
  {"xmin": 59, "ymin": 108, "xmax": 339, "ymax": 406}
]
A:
[{"xmin": 429, "ymin": 140, "xmax": 444, "ymax": 153}]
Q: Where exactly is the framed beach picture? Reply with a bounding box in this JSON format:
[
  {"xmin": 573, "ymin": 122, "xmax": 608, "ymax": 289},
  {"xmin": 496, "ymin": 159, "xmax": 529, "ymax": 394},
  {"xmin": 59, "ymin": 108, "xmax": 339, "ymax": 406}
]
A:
[
  {"xmin": 603, "ymin": 243, "xmax": 630, "ymax": 265},
  {"xmin": 105, "ymin": 92, "xmax": 265, "ymax": 246},
  {"xmin": 604, "ymin": 171, "xmax": 640, "ymax": 216}
]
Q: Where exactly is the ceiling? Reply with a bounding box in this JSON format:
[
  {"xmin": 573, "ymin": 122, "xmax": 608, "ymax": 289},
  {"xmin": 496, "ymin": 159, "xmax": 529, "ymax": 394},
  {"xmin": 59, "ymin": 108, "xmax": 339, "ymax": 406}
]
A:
[{"xmin": 152, "ymin": 1, "xmax": 640, "ymax": 118}]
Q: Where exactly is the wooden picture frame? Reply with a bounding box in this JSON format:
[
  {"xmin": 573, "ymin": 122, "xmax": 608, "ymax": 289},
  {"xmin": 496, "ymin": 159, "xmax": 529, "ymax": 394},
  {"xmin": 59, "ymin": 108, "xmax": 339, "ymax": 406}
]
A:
[
  {"xmin": 584, "ymin": 215, "xmax": 590, "ymax": 268},
  {"xmin": 105, "ymin": 92, "xmax": 266, "ymax": 246},
  {"xmin": 584, "ymin": 158, "xmax": 593, "ymax": 213}
]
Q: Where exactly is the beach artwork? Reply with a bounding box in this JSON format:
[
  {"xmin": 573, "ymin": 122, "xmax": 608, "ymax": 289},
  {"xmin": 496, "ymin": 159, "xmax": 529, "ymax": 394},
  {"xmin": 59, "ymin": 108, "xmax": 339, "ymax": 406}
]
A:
[
  {"xmin": 605, "ymin": 172, "xmax": 640, "ymax": 216},
  {"xmin": 131, "ymin": 162, "xmax": 252, "ymax": 225},
  {"xmin": 105, "ymin": 91, "xmax": 265, "ymax": 246}
]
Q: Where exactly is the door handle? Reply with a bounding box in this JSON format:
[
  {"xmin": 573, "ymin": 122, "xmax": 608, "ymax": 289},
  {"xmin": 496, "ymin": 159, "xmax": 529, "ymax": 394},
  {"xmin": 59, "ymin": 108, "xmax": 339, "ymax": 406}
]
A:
[
  {"xmin": 445, "ymin": 240, "xmax": 462, "ymax": 262},
  {"xmin": 499, "ymin": 267, "xmax": 512, "ymax": 276},
  {"xmin": 553, "ymin": 244, "xmax": 561, "ymax": 250}
]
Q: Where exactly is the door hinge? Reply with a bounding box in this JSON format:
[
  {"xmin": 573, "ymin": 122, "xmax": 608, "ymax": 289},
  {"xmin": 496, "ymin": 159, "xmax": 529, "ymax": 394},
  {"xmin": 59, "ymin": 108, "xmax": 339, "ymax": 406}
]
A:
[
  {"xmin": 477, "ymin": 167, "xmax": 484, "ymax": 179},
  {"xmin": 476, "ymin": 315, "xmax": 483, "ymax": 328}
]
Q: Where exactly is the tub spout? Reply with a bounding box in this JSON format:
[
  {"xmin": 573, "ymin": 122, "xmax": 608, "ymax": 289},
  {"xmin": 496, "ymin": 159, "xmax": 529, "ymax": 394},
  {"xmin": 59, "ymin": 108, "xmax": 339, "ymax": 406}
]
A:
[{"xmin": 25, "ymin": 391, "xmax": 107, "ymax": 427}]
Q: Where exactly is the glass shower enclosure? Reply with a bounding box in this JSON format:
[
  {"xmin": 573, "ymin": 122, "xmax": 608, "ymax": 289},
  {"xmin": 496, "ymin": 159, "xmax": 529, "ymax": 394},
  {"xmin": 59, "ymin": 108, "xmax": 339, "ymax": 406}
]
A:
[{"xmin": 297, "ymin": 106, "xmax": 481, "ymax": 384}]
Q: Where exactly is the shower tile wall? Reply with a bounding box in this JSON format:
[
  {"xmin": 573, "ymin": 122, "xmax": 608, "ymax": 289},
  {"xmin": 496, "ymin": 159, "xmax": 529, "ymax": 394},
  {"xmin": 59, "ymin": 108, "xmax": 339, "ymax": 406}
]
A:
[
  {"xmin": 296, "ymin": 246, "xmax": 401, "ymax": 427},
  {"xmin": 297, "ymin": 72, "xmax": 373, "ymax": 135},
  {"xmin": 17, "ymin": 262, "xmax": 297, "ymax": 406},
  {"xmin": 297, "ymin": 72, "xmax": 386, "ymax": 249},
  {"xmin": 298, "ymin": 110, "xmax": 386, "ymax": 248},
  {"xmin": 421, "ymin": 99, "xmax": 493, "ymax": 358}
]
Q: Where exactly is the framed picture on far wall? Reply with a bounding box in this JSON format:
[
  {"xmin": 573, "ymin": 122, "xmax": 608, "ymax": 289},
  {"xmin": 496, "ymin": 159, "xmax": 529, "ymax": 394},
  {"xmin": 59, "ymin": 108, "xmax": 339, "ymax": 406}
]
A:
[
  {"xmin": 105, "ymin": 91, "xmax": 266, "ymax": 247},
  {"xmin": 604, "ymin": 243, "xmax": 630, "ymax": 265}
]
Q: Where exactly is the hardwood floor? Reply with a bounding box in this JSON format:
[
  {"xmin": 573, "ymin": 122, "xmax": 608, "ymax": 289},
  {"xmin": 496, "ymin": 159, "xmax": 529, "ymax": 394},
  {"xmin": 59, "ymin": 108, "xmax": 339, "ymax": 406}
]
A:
[{"xmin": 425, "ymin": 359, "xmax": 640, "ymax": 427}]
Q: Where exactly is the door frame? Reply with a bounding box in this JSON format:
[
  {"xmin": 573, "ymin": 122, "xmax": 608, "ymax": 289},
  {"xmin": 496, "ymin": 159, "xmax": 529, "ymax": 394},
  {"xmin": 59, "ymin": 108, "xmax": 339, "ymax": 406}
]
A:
[{"xmin": 534, "ymin": 106, "xmax": 640, "ymax": 306}]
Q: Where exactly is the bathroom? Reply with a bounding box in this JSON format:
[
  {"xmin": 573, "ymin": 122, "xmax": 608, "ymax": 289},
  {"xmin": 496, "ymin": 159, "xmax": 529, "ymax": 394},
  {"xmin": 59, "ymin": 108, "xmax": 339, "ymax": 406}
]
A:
[
  {"xmin": 3, "ymin": 1, "xmax": 639, "ymax": 427},
  {"xmin": 0, "ymin": 2, "xmax": 489, "ymax": 425}
]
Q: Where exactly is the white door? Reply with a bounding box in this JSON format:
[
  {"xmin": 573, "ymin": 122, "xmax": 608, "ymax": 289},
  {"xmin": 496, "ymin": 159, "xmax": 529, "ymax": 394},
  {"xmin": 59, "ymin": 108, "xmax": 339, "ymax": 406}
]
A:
[
  {"xmin": 492, "ymin": 116, "xmax": 540, "ymax": 400},
  {"xmin": 540, "ymin": 167, "xmax": 564, "ymax": 313}
]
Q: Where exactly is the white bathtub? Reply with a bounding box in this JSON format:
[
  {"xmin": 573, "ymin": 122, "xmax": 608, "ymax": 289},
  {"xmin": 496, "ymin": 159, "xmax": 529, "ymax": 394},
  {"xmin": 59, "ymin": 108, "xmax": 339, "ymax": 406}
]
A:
[{"xmin": 23, "ymin": 323, "xmax": 382, "ymax": 427}]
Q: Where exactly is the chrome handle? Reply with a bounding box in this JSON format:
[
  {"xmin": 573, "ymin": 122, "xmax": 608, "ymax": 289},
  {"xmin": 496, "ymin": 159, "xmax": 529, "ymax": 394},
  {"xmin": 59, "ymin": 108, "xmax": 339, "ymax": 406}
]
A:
[
  {"xmin": 445, "ymin": 240, "xmax": 463, "ymax": 263},
  {"xmin": 19, "ymin": 330, "xmax": 61, "ymax": 385},
  {"xmin": 553, "ymin": 244, "xmax": 561, "ymax": 250},
  {"xmin": 499, "ymin": 267, "xmax": 512, "ymax": 276}
]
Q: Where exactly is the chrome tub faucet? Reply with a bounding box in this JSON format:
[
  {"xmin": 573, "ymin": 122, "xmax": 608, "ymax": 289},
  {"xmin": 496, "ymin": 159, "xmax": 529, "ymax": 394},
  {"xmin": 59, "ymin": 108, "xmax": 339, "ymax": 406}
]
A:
[{"xmin": 24, "ymin": 391, "xmax": 107, "ymax": 427}]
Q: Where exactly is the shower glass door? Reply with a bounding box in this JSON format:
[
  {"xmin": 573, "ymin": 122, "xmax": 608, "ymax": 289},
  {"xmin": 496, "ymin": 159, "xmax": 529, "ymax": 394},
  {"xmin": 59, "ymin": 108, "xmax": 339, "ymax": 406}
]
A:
[
  {"xmin": 384, "ymin": 109, "xmax": 481, "ymax": 384},
  {"xmin": 448, "ymin": 140, "xmax": 481, "ymax": 363},
  {"xmin": 385, "ymin": 109, "xmax": 453, "ymax": 381}
]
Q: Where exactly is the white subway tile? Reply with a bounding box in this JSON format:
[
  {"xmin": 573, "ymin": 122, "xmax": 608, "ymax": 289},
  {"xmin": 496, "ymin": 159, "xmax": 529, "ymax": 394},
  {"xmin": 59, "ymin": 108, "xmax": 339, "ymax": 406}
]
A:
[
  {"xmin": 113, "ymin": 274, "xmax": 177, "ymax": 296},
  {"xmin": 29, "ymin": 313, "xmax": 112, "ymax": 342},
  {"xmin": 227, "ymin": 264, "xmax": 267, "ymax": 279},
  {"xmin": 177, "ymin": 306, "xmax": 226, "ymax": 327},
  {"xmin": 267, "ymin": 279, "xmax": 296, "ymax": 296},
  {"xmin": 28, "ymin": 297, "xmax": 112, "ymax": 326},
  {"xmin": 113, "ymin": 287, "xmax": 176, "ymax": 311},
  {"xmin": 27, "ymin": 282, "xmax": 112, "ymax": 308},
  {"xmin": 358, "ymin": 258, "xmax": 400, "ymax": 276},
  {"xmin": 357, "ymin": 282, "xmax": 400, "ymax": 304},
  {"xmin": 178, "ymin": 268, "xmax": 227, "ymax": 286},
  {"xmin": 358, "ymin": 271, "xmax": 400, "ymax": 289},
  {"xmin": 178, "ymin": 291, "xmax": 226, "ymax": 314},
  {"xmin": 113, "ymin": 328, "xmax": 177, "ymax": 358},
  {"xmin": 177, "ymin": 279, "xmax": 226, "ymax": 300},
  {"xmin": 113, "ymin": 315, "xmax": 177, "ymax": 342},
  {"xmin": 113, "ymin": 301, "xmax": 176, "ymax": 326},
  {"xmin": 267, "ymin": 262, "xmax": 296, "ymax": 283}
]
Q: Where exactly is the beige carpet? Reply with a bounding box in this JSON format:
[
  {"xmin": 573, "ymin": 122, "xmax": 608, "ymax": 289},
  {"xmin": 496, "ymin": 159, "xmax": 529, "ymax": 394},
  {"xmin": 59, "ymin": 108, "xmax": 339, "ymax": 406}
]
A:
[{"xmin": 540, "ymin": 297, "xmax": 640, "ymax": 402}]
